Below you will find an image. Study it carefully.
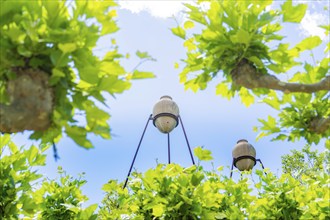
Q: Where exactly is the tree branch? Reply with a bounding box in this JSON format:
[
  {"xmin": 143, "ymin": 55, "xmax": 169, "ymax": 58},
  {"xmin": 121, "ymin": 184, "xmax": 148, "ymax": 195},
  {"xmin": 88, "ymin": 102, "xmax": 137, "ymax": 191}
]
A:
[{"xmin": 231, "ymin": 59, "xmax": 330, "ymax": 93}]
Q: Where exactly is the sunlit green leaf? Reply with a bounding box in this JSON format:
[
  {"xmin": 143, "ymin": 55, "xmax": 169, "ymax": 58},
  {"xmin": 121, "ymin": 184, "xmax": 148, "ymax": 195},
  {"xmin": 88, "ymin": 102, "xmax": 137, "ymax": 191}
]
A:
[
  {"xmin": 296, "ymin": 36, "xmax": 322, "ymax": 51},
  {"xmin": 171, "ymin": 26, "xmax": 186, "ymax": 39},
  {"xmin": 281, "ymin": 0, "xmax": 307, "ymax": 23},
  {"xmin": 131, "ymin": 70, "xmax": 155, "ymax": 79},
  {"xmin": 184, "ymin": 20, "xmax": 195, "ymax": 29},
  {"xmin": 152, "ymin": 204, "xmax": 164, "ymax": 217},
  {"xmin": 65, "ymin": 126, "xmax": 93, "ymax": 149},
  {"xmin": 58, "ymin": 43, "xmax": 77, "ymax": 54},
  {"xmin": 230, "ymin": 29, "xmax": 251, "ymax": 46},
  {"xmin": 194, "ymin": 146, "xmax": 213, "ymax": 161},
  {"xmin": 136, "ymin": 50, "xmax": 152, "ymax": 59},
  {"xmin": 239, "ymin": 87, "xmax": 255, "ymax": 107},
  {"xmin": 99, "ymin": 76, "xmax": 131, "ymax": 94},
  {"xmin": 247, "ymin": 56, "xmax": 264, "ymax": 68}
]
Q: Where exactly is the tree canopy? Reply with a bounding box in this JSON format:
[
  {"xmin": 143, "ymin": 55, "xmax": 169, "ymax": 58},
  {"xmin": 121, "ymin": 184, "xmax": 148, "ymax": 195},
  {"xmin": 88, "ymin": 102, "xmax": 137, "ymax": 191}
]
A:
[
  {"xmin": 0, "ymin": 0, "xmax": 154, "ymax": 148},
  {"xmin": 172, "ymin": 0, "xmax": 329, "ymax": 145}
]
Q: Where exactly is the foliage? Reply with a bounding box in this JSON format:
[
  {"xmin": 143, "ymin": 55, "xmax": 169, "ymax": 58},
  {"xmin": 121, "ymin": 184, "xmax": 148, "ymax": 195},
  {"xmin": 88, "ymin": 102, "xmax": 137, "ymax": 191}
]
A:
[
  {"xmin": 0, "ymin": 134, "xmax": 47, "ymax": 219},
  {"xmin": 1, "ymin": 134, "xmax": 329, "ymax": 219},
  {"xmin": 255, "ymin": 93, "xmax": 330, "ymax": 144},
  {"xmin": 172, "ymin": 0, "xmax": 330, "ymax": 144},
  {"xmin": 0, "ymin": 0, "xmax": 155, "ymax": 148},
  {"xmin": 99, "ymin": 147, "xmax": 330, "ymax": 219},
  {"xmin": 33, "ymin": 166, "xmax": 98, "ymax": 220},
  {"xmin": 282, "ymin": 143, "xmax": 330, "ymax": 181},
  {"xmin": 0, "ymin": 134, "xmax": 97, "ymax": 219}
]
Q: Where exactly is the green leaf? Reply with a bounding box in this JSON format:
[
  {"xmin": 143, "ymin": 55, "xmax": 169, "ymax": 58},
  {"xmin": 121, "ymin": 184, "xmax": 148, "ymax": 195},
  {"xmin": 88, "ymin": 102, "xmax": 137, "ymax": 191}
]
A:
[
  {"xmin": 5, "ymin": 23, "xmax": 26, "ymax": 43},
  {"xmin": 79, "ymin": 65, "xmax": 99, "ymax": 84},
  {"xmin": 78, "ymin": 204, "xmax": 98, "ymax": 220},
  {"xmin": 49, "ymin": 68, "xmax": 66, "ymax": 85},
  {"xmin": 100, "ymin": 61, "xmax": 126, "ymax": 76},
  {"xmin": 230, "ymin": 29, "xmax": 251, "ymax": 46},
  {"xmin": 194, "ymin": 146, "xmax": 213, "ymax": 161},
  {"xmin": 184, "ymin": 3, "xmax": 207, "ymax": 25},
  {"xmin": 136, "ymin": 50, "xmax": 152, "ymax": 59},
  {"xmin": 295, "ymin": 36, "xmax": 322, "ymax": 51},
  {"xmin": 258, "ymin": 115, "xmax": 281, "ymax": 134},
  {"xmin": 325, "ymin": 139, "xmax": 330, "ymax": 150},
  {"xmin": 131, "ymin": 70, "xmax": 155, "ymax": 79},
  {"xmin": 239, "ymin": 88, "xmax": 255, "ymax": 107},
  {"xmin": 99, "ymin": 76, "xmax": 131, "ymax": 94},
  {"xmin": 256, "ymin": 131, "xmax": 268, "ymax": 141},
  {"xmin": 50, "ymin": 50, "xmax": 70, "ymax": 67},
  {"xmin": 216, "ymin": 83, "xmax": 231, "ymax": 99},
  {"xmin": 281, "ymin": 0, "xmax": 307, "ymax": 23},
  {"xmin": 152, "ymin": 204, "xmax": 165, "ymax": 217},
  {"xmin": 27, "ymin": 146, "xmax": 39, "ymax": 164},
  {"xmin": 262, "ymin": 98, "xmax": 280, "ymax": 110},
  {"xmin": 191, "ymin": 173, "xmax": 204, "ymax": 186},
  {"xmin": 171, "ymin": 26, "xmax": 186, "ymax": 39},
  {"xmin": 17, "ymin": 45, "xmax": 32, "ymax": 57},
  {"xmin": 0, "ymin": 134, "xmax": 11, "ymax": 149},
  {"xmin": 8, "ymin": 141, "xmax": 18, "ymax": 153},
  {"xmin": 58, "ymin": 43, "xmax": 77, "ymax": 54},
  {"xmin": 184, "ymin": 20, "xmax": 195, "ymax": 29},
  {"xmin": 101, "ymin": 20, "xmax": 119, "ymax": 35},
  {"xmin": 247, "ymin": 56, "xmax": 264, "ymax": 68},
  {"xmin": 184, "ymin": 38, "xmax": 197, "ymax": 51},
  {"xmin": 65, "ymin": 126, "xmax": 93, "ymax": 149},
  {"xmin": 103, "ymin": 50, "xmax": 123, "ymax": 61}
]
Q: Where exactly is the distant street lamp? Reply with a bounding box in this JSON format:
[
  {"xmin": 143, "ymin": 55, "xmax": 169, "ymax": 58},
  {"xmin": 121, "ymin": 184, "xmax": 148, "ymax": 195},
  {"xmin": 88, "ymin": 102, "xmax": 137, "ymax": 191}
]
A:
[
  {"xmin": 230, "ymin": 139, "xmax": 265, "ymax": 178},
  {"xmin": 123, "ymin": 96, "xmax": 195, "ymax": 188}
]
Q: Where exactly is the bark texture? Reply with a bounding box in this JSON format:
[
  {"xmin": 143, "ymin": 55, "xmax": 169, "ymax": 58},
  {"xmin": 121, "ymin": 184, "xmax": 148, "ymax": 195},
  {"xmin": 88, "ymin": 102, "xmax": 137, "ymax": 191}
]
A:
[
  {"xmin": 231, "ymin": 59, "xmax": 330, "ymax": 93},
  {"xmin": 0, "ymin": 68, "xmax": 54, "ymax": 133},
  {"xmin": 309, "ymin": 117, "xmax": 330, "ymax": 134}
]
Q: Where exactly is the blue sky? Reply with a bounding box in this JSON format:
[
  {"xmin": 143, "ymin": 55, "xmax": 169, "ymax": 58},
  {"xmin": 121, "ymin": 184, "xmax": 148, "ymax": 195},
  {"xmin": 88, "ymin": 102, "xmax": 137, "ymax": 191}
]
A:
[{"xmin": 12, "ymin": 1, "xmax": 329, "ymax": 206}]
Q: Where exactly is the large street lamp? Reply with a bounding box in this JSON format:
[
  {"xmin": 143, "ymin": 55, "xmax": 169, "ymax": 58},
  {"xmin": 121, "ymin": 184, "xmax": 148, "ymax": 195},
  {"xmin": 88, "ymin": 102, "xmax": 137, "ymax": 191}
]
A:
[{"xmin": 123, "ymin": 96, "xmax": 195, "ymax": 188}]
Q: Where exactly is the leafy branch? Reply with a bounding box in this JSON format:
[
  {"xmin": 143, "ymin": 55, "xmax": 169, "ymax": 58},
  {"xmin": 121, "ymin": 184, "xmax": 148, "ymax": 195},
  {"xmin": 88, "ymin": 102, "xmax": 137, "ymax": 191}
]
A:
[
  {"xmin": 173, "ymin": 0, "xmax": 330, "ymax": 143},
  {"xmin": 231, "ymin": 59, "xmax": 330, "ymax": 93},
  {"xmin": 0, "ymin": 1, "xmax": 155, "ymax": 148}
]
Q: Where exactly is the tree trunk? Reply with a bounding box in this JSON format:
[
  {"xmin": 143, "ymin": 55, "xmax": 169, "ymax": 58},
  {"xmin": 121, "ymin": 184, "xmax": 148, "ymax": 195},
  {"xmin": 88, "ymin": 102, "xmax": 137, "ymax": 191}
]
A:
[{"xmin": 0, "ymin": 68, "xmax": 54, "ymax": 133}]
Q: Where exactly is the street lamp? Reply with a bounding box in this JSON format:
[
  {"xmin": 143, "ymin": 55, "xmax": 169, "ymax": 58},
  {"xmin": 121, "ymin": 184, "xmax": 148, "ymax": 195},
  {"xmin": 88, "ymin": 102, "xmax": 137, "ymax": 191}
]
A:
[
  {"xmin": 230, "ymin": 139, "xmax": 265, "ymax": 178},
  {"xmin": 123, "ymin": 96, "xmax": 195, "ymax": 188},
  {"xmin": 153, "ymin": 95, "xmax": 179, "ymax": 133}
]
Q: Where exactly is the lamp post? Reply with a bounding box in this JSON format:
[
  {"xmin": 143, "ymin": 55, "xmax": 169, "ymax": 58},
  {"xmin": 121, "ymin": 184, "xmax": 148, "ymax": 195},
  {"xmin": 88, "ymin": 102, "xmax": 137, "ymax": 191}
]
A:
[
  {"xmin": 123, "ymin": 96, "xmax": 195, "ymax": 188},
  {"xmin": 230, "ymin": 139, "xmax": 265, "ymax": 178}
]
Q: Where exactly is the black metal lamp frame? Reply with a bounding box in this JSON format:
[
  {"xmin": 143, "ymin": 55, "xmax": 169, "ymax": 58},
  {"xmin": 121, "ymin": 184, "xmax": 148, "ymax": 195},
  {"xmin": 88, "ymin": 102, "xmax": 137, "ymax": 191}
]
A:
[
  {"xmin": 230, "ymin": 155, "xmax": 266, "ymax": 178},
  {"xmin": 123, "ymin": 113, "xmax": 195, "ymax": 188}
]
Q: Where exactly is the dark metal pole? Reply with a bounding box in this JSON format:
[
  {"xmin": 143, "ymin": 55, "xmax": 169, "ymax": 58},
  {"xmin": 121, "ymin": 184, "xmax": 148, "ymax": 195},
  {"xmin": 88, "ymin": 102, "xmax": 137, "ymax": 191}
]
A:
[
  {"xmin": 230, "ymin": 158, "xmax": 235, "ymax": 178},
  {"xmin": 167, "ymin": 133, "xmax": 171, "ymax": 164},
  {"xmin": 256, "ymin": 159, "xmax": 265, "ymax": 169},
  {"xmin": 256, "ymin": 159, "xmax": 267, "ymax": 175},
  {"xmin": 123, "ymin": 114, "xmax": 152, "ymax": 189},
  {"xmin": 178, "ymin": 115, "xmax": 195, "ymax": 165}
]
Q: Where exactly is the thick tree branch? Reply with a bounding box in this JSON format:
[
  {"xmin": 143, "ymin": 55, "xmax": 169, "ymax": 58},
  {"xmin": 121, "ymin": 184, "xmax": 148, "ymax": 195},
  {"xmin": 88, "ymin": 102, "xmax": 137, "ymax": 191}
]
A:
[
  {"xmin": 231, "ymin": 59, "xmax": 330, "ymax": 93},
  {"xmin": 309, "ymin": 117, "xmax": 330, "ymax": 134},
  {"xmin": 0, "ymin": 68, "xmax": 54, "ymax": 133}
]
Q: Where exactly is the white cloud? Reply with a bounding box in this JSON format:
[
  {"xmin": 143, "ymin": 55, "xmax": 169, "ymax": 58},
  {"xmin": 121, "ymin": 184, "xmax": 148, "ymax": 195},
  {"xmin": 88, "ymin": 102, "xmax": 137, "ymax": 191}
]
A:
[
  {"xmin": 118, "ymin": 0, "xmax": 186, "ymax": 19},
  {"xmin": 299, "ymin": 10, "xmax": 328, "ymax": 40}
]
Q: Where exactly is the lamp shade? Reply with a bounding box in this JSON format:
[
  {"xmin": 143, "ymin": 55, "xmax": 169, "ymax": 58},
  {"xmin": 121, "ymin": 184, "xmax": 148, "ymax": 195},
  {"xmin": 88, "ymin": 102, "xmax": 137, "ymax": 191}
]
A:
[
  {"xmin": 232, "ymin": 139, "xmax": 256, "ymax": 171},
  {"xmin": 152, "ymin": 96, "xmax": 179, "ymax": 133}
]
